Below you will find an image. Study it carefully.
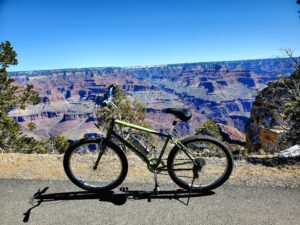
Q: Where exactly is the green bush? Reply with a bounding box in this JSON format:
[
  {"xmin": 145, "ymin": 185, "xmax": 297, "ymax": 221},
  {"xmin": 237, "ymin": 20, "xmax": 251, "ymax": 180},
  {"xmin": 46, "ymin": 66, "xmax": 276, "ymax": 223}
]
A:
[
  {"xmin": 195, "ymin": 120, "xmax": 223, "ymax": 140},
  {"xmin": 53, "ymin": 135, "xmax": 69, "ymax": 154}
]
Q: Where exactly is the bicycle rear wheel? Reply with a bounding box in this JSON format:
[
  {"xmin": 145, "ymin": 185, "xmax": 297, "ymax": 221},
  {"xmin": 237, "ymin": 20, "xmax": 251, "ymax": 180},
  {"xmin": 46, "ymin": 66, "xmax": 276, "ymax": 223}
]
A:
[
  {"xmin": 63, "ymin": 138, "xmax": 128, "ymax": 192},
  {"xmin": 167, "ymin": 135, "xmax": 233, "ymax": 192}
]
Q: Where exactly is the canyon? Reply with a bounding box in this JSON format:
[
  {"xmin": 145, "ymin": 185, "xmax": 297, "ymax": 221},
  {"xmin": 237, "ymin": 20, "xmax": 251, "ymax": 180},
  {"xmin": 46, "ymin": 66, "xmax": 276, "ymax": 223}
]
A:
[{"xmin": 8, "ymin": 58, "xmax": 292, "ymax": 142}]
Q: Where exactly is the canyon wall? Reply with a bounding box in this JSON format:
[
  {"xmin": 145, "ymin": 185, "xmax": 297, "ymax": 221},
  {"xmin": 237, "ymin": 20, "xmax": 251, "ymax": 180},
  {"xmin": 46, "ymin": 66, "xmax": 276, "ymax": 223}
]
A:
[{"xmin": 8, "ymin": 58, "xmax": 291, "ymax": 141}]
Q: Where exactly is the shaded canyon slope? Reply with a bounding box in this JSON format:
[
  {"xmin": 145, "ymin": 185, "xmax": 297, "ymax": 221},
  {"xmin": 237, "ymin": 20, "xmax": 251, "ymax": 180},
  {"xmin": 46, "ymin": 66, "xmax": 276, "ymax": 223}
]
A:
[{"xmin": 8, "ymin": 58, "xmax": 291, "ymax": 141}]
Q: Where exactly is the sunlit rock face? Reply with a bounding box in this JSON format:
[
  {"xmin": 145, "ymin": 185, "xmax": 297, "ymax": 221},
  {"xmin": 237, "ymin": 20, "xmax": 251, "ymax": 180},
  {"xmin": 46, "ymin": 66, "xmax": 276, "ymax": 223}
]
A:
[
  {"xmin": 9, "ymin": 58, "xmax": 291, "ymax": 140},
  {"xmin": 245, "ymin": 72, "xmax": 300, "ymax": 153}
]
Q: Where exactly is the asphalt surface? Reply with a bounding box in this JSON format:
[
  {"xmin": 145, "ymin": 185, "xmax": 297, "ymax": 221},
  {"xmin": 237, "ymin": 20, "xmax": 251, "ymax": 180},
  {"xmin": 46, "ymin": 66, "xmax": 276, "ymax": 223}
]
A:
[{"xmin": 0, "ymin": 179, "xmax": 299, "ymax": 225}]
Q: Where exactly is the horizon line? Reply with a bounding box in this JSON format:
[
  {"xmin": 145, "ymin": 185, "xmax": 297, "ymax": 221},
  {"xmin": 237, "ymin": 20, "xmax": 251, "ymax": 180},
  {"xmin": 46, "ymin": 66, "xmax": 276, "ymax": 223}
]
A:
[{"xmin": 8, "ymin": 56, "xmax": 298, "ymax": 73}]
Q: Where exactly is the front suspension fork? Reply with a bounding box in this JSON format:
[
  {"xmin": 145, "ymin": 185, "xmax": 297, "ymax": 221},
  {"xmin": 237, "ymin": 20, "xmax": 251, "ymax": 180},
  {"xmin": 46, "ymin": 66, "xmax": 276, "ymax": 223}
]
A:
[
  {"xmin": 94, "ymin": 117, "xmax": 115, "ymax": 170},
  {"xmin": 93, "ymin": 138, "xmax": 106, "ymax": 170}
]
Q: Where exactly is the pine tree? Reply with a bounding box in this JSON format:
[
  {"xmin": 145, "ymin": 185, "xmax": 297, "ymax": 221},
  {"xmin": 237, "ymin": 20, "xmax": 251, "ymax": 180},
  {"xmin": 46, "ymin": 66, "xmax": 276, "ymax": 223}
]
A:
[
  {"xmin": 95, "ymin": 85, "xmax": 154, "ymax": 150},
  {"xmin": 96, "ymin": 86, "xmax": 146, "ymax": 128},
  {"xmin": 0, "ymin": 41, "xmax": 39, "ymax": 152}
]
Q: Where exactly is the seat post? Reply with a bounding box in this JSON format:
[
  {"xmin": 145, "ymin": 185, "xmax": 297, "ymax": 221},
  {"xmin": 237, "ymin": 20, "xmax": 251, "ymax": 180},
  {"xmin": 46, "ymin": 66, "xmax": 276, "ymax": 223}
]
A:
[{"xmin": 169, "ymin": 120, "xmax": 177, "ymax": 135}]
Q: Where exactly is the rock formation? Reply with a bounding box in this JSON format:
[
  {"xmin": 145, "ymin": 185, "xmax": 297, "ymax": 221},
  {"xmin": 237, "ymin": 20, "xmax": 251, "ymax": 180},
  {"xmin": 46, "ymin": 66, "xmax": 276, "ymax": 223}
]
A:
[
  {"xmin": 8, "ymin": 58, "xmax": 293, "ymax": 140},
  {"xmin": 245, "ymin": 71, "xmax": 300, "ymax": 152}
]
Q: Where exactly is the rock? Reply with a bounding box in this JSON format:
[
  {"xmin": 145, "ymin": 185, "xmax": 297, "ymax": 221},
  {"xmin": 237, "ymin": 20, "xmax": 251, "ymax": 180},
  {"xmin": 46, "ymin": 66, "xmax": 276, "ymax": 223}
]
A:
[
  {"xmin": 219, "ymin": 124, "xmax": 246, "ymax": 145},
  {"xmin": 279, "ymin": 145, "xmax": 300, "ymax": 157},
  {"xmin": 237, "ymin": 77, "xmax": 255, "ymax": 87},
  {"xmin": 246, "ymin": 155, "xmax": 300, "ymax": 167},
  {"xmin": 245, "ymin": 72, "xmax": 300, "ymax": 153}
]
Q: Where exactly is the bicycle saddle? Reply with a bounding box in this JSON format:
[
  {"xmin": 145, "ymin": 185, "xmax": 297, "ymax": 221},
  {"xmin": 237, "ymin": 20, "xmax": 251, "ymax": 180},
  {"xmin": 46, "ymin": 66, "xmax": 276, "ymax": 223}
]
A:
[{"xmin": 163, "ymin": 108, "xmax": 192, "ymax": 122}]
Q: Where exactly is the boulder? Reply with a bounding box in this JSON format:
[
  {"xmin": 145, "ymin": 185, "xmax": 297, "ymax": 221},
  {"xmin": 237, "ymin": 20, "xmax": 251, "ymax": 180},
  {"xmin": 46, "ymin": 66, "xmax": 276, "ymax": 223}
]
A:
[{"xmin": 279, "ymin": 145, "xmax": 300, "ymax": 157}]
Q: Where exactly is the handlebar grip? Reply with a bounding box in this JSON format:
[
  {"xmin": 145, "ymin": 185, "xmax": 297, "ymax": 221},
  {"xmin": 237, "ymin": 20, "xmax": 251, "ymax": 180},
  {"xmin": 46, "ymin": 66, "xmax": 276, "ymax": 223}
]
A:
[
  {"xmin": 109, "ymin": 84, "xmax": 118, "ymax": 90},
  {"xmin": 107, "ymin": 84, "xmax": 117, "ymax": 98}
]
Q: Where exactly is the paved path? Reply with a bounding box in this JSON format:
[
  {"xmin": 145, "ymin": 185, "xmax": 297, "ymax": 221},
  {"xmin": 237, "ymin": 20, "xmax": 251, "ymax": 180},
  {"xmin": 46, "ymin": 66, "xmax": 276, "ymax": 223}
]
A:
[{"xmin": 0, "ymin": 179, "xmax": 299, "ymax": 225}]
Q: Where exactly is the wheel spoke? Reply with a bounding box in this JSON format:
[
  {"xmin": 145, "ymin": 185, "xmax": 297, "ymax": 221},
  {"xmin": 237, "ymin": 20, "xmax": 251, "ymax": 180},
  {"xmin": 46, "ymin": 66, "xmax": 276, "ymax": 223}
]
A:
[
  {"xmin": 168, "ymin": 137, "xmax": 233, "ymax": 191},
  {"xmin": 64, "ymin": 141, "xmax": 127, "ymax": 191}
]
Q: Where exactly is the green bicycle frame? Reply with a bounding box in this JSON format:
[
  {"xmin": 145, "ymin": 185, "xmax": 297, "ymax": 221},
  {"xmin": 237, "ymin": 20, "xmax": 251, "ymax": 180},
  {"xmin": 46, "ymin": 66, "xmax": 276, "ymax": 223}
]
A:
[{"xmin": 102, "ymin": 116, "xmax": 197, "ymax": 170}]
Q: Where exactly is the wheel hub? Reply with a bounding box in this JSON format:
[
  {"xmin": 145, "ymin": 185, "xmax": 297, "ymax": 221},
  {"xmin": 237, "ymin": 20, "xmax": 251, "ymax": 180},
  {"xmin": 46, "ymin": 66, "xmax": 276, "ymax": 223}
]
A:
[{"xmin": 193, "ymin": 158, "xmax": 206, "ymax": 178}]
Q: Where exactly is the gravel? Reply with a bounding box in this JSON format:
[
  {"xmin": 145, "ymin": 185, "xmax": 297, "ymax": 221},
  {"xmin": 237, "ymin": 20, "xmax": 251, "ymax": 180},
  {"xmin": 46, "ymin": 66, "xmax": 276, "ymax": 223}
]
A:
[{"xmin": 0, "ymin": 153, "xmax": 299, "ymax": 189}]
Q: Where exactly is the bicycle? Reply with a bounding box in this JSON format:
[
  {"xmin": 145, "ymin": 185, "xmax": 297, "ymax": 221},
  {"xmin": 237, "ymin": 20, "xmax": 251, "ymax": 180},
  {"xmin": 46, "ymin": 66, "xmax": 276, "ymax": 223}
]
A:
[{"xmin": 63, "ymin": 84, "xmax": 234, "ymax": 192}]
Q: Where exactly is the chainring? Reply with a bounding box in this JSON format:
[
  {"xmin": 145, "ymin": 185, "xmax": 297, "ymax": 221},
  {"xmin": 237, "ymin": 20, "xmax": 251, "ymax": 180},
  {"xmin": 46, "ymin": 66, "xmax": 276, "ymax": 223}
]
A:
[{"xmin": 147, "ymin": 158, "xmax": 165, "ymax": 173}]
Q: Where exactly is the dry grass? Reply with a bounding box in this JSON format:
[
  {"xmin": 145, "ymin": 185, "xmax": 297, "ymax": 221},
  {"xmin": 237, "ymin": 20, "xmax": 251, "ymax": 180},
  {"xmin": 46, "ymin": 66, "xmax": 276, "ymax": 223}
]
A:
[{"xmin": 0, "ymin": 153, "xmax": 299, "ymax": 188}]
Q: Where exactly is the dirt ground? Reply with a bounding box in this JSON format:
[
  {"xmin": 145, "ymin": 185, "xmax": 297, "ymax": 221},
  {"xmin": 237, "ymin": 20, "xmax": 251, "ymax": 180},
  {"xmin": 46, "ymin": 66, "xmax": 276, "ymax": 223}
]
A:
[{"xmin": 0, "ymin": 153, "xmax": 299, "ymax": 188}]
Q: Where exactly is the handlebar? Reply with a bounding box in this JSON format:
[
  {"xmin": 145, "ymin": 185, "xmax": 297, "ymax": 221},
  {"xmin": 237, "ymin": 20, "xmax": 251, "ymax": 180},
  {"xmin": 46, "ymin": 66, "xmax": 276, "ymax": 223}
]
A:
[{"xmin": 102, "ymin": 84, "xmax": 118, "ymax": 107}]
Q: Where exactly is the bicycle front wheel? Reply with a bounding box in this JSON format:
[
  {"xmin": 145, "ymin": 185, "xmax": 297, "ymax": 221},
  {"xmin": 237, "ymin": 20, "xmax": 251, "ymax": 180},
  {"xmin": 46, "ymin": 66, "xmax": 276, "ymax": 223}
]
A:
[
  {"xmin": 63, "ymin": 138, "xmax": 128, "ymax": 192},
  {"xmin": 167, "ymin": 135, "xmax": 233, "ymax": 192}
]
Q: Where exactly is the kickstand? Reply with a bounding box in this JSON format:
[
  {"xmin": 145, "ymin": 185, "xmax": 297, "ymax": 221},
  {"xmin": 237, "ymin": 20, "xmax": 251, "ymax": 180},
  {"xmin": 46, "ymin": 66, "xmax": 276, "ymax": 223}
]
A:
[
  {"xmin": 186, "ymin": 174, "xmax": 197, "ymax": 205},
  {"xmin": 153, "ymin": 171, "xmax": 160, "ymax": 193}
]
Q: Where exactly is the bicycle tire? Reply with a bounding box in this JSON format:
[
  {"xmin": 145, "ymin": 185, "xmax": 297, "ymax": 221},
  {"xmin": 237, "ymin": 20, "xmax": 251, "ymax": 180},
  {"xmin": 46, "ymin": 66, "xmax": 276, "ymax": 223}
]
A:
[
  {"xmin": 167, "ymin": 135, "xmax": 233, "ymax": 192},
  {"xmin": 63, "ymin": 138, "xmax": 128, "ymax": 192}
]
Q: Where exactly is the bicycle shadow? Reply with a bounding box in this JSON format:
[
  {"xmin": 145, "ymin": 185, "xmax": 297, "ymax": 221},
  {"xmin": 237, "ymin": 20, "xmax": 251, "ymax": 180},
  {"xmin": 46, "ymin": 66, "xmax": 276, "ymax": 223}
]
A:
[{"xmin": 23, "ymin": 186, "xmax": 215, "ymax": 223}]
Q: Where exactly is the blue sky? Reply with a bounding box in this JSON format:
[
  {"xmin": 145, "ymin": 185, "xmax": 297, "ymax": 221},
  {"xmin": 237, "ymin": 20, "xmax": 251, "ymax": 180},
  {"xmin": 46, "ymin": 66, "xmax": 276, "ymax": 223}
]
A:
[{"xmin": 0, "ymin": 0, "xmax": 299, "ymax": 71}]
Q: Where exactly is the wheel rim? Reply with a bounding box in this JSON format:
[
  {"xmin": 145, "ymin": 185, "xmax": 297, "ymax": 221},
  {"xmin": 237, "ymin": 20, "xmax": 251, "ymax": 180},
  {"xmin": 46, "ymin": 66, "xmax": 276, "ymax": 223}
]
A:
[
  {"xmin": 171, "ymin": 140, "xmax": 230, "ymax": 189},
  {"xmin": 68, "ymin": 142, "xmax": 123, "ymax": 189}
]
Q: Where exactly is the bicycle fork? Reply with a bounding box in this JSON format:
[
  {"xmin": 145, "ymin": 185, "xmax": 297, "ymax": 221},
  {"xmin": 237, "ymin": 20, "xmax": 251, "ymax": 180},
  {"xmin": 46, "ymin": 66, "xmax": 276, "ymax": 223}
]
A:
[
  {"xmin": 93, "ymin": 139, "xmax": 106, "ymax": 170},
  {"xmin": 94, "ymin": 117, "xmax": 115, "ymax": 170}
]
